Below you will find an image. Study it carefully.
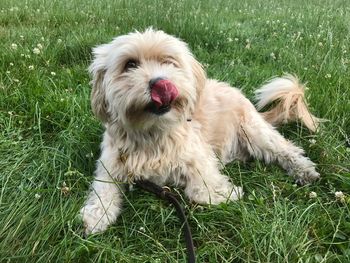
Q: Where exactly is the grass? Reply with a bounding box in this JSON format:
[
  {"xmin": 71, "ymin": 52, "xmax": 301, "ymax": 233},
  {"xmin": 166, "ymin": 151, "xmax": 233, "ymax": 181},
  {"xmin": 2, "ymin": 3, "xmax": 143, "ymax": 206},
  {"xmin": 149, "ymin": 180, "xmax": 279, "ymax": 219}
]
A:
[{"xmin": 1, "ymin": 0, "xmax": 349, "ymax": 262}]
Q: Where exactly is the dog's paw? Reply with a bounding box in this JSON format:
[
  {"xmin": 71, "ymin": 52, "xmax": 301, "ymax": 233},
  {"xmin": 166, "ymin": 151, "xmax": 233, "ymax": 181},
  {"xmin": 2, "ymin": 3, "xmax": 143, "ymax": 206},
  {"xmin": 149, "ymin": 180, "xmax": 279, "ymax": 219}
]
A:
[
  {"xmin": 215, "ymin": 185, "xmax": 244, "ymax": 203},
  {"xmin": 289, "ymin": 156, "xmax": 320, "ymax": 185},
  {"xmin": 189, "ymin": 184, "xmax": 243, "ymax": 205},
  {"xmin": 293, "ymin": 159, "xmax": 320, "ymax": 185},
  {"xmin": 80, "ymin": 205, "xmax": 111, "ymax": 235},
  {"xmin": 295, "ymin": 168, "xmax": 320, "ymax": 185}
]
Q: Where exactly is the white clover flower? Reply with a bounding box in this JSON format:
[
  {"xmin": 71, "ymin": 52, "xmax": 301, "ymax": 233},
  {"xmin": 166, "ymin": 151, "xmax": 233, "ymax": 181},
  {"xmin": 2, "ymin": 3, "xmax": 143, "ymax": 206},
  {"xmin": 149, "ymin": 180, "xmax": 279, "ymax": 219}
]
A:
[
  {"xmin": 28, "ymin": 65, "xmax": 34, "ymax": 70},
  {"xmin": 33, "ymin": 47, "xmax": 40, "ymax": 54},
  {"xmin": 11, "ymin": 43, "xmax": 18, "ymax": 50},
  {"xmin": 270, "ymin": 52, "xmax": 276, "ymax": 60},
  {"xmin": 335, "ymin": 191, "xmax": 344, "ymax": 198},
  {"xmin": 309, "ymin": 139, "xmax": 316, "ymax": 145},
  {"xmin": 61, "ymin": 181, "xmax": 70, "ymax": 195},
  {"xmin": 50, "ymin": 71, "xmax": 56, "ymax": 76},
  {"xmin": 85, "ymin": 152, "xmax": 94, "ymax": 158},
  {"xmin": 335, "ymin": 191, "xmax": 345, "ymax": 203},
  {"xmin": 37, "ymin": 43, "xmax": 43, "ymax": 49},
  {"xmin": 309, "ymin": 191, "xmax": 317, "ymax": 199},
  {"xmin": 35, "ymin": 193, "xmax": 41, "ymax": 199},
  {"xmin": 9, "ymin": 62, "xmax": 14, "ymax": 66}
]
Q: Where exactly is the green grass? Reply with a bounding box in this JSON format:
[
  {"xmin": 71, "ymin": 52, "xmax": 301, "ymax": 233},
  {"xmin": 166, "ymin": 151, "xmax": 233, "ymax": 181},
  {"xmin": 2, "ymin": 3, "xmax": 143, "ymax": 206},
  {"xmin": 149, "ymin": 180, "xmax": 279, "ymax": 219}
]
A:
[{"xmin": 1, "ymin": 0, "xmax": 350, "ymax": 262}]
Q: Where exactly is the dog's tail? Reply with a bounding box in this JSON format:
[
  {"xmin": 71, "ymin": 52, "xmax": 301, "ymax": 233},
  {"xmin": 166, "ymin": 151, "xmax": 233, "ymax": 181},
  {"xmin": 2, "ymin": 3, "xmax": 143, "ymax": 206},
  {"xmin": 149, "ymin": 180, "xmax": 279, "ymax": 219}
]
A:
[{"xmin": 254, "ymin": 74, "xmax": 322, "ymax": 132}]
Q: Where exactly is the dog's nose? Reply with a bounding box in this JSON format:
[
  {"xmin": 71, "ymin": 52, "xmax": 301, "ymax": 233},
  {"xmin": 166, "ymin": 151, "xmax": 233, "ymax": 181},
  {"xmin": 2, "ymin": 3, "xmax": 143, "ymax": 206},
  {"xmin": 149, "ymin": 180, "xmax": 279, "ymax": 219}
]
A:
[
  {"xmin": 149, "ymin": 77, "xmax": 165, "ymax": 89},
  {"xmin": 149, "ymin": 78, "xmax": 179, "ymax": 108}
]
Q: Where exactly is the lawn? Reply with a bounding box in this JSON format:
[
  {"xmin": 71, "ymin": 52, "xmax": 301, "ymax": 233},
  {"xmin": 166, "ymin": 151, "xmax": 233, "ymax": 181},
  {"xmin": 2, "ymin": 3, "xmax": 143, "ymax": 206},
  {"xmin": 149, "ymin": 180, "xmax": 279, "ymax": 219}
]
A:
[{"xmin": 1, "ymin": 0, "xmax": 349, "ymax": 262}]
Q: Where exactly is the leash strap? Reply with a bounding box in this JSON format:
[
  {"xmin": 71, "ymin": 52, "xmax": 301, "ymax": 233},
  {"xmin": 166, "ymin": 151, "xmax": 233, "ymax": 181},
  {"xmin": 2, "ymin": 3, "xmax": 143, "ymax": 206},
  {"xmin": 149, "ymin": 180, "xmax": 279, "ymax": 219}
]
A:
[{"xmin": 135, "ymin": 180, "xmax": 196, "ymax": 263}]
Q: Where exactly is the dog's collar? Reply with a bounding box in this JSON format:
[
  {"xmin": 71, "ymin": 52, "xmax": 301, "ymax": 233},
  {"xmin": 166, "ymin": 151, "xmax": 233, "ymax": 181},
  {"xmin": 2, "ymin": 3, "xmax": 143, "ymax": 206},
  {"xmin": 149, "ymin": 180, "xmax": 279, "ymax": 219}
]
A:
[
  {"xmin": 119, "ymin": 150, "xmax": 128, "ymax": 164},
  {"xmin": 118, "ymin": 149, "xmax": 135, "ymax": 182}
]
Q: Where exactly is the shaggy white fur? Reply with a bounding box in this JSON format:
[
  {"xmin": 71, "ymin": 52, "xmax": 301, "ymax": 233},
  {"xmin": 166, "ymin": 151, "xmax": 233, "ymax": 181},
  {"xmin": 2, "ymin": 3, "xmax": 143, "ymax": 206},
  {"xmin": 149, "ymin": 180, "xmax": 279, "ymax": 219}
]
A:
[{"xmin": 80, "ymin": 29, "xmax": 320, "ymax": 234}]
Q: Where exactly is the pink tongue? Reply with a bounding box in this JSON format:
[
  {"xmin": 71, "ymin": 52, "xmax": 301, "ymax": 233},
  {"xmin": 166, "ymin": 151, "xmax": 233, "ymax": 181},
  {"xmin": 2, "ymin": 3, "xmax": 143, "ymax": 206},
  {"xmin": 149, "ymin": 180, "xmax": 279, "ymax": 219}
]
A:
[{"xmin": 151, "ymin": 79, "xmax": 178, "ymax": 108}]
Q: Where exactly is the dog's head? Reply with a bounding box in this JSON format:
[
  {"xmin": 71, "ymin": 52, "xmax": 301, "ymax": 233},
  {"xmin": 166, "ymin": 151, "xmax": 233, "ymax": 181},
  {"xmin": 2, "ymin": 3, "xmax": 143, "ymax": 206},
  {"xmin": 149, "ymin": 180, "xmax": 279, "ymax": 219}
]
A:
[{"xmin": 89, "ymin": 28, "xmax": 205, "ymax": 131}]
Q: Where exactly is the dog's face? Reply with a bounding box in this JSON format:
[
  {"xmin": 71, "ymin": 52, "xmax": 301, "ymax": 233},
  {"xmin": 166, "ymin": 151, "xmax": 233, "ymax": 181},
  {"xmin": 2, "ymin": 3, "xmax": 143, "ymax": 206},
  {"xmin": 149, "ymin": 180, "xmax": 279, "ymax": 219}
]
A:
[{"xmin": 89, "ymin": 29, "xmax": 206, "ymax": 131}]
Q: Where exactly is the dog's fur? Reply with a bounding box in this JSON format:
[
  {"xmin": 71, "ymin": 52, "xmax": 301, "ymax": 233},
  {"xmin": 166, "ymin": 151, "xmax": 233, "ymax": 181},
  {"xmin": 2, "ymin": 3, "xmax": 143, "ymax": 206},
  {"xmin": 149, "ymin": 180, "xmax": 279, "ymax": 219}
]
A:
[{"xmin": 81, "ymin": 29, "xmax": 321, "ymax": 234}]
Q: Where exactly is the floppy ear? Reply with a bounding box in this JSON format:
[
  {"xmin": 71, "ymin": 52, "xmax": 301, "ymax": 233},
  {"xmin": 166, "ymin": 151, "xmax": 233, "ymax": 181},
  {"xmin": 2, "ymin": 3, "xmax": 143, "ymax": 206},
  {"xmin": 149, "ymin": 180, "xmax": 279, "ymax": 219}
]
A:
[
  {"xmin": 89, "ymin": 44, "xmax": 110, "ymax": 123},
  {"xmin": 190, "ymin": 56, "xmax": 206, "ymax": 100}
]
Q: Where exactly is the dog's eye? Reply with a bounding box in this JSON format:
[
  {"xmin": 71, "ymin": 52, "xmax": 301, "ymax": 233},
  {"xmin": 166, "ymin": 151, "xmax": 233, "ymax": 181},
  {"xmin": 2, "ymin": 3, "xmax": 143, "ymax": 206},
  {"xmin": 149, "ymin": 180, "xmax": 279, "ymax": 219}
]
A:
[
  {"xmin": 124, "ymin": 59, "xmax": 139, "ymax": 72},
  {"xmin": 162, "ymin": 58, "xmax": 178, "ymax": 67}
]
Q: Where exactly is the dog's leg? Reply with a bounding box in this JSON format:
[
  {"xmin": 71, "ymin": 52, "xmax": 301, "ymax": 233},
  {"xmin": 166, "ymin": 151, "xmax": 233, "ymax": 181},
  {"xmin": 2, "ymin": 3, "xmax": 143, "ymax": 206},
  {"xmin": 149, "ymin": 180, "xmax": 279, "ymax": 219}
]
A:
[
  {"xmin": 80, "ymin": 155, "xmax": 123, "ymax": 234},
  {"xmin": 183, "ymin": 142, "xmax": 243, "ymax": 204},
  {"xmin": 239, "ymin": 110, "xmax": 320, "ymax": 184}
]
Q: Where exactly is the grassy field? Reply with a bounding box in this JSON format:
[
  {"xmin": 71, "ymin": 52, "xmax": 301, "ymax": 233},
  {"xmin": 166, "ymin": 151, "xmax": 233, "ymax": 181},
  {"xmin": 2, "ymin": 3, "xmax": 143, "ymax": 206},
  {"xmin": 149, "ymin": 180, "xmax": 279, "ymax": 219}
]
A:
[{"xmin": 1, "ymin": 0, "xmax": 350, "ymax": 262}]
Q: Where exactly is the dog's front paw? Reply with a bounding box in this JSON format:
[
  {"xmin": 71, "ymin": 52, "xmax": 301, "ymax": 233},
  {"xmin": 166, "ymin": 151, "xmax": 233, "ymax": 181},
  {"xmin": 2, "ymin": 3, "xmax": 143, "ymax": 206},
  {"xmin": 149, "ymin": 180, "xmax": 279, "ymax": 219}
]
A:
[
  {"xmin": 215, "ymin": 185, "xmax": 244, "ymax": 204},
  {"xmin": 80, "ymin": 204, "xmax": 112, "ymax": 235},
  {"xmin": 188, "ymin": 184, "xmax": 243, "ymax": 205}
]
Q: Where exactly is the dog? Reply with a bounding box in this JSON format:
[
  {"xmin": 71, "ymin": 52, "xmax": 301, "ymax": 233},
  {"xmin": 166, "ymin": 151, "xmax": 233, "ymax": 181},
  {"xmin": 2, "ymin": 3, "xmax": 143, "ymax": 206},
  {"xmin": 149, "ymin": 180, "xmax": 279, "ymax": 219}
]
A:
[{"xmin": 81, "ymin": 28, "xmax": 321, "ymax": 234}]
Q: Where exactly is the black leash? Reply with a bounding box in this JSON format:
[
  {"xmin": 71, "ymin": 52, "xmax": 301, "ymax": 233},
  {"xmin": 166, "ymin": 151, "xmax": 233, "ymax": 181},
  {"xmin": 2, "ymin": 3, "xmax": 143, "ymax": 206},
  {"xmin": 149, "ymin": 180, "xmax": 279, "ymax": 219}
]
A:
[{"xmin": 135, "ymin": 180, "xmax": 196, "ymax": 263}]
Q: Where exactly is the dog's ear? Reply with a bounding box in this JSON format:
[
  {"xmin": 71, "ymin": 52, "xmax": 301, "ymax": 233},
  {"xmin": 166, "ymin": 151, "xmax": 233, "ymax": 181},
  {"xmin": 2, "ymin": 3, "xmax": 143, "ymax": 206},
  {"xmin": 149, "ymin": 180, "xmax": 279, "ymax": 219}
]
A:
[
  {"xmin": 89, "ymin": 44, "xmax": 110, "ymax": 123},
  {"xmin": 190, "ymin": 57, "xmax": 206, "ymax": 99}
]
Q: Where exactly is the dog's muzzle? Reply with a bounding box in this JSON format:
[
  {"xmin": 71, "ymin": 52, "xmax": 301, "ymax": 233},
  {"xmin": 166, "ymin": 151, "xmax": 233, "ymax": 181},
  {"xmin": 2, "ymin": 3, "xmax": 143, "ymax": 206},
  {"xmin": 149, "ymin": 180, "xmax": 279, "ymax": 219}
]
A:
[{"xmin": 147, "ymin": 77, "xmax": 179, "ymax": 115}]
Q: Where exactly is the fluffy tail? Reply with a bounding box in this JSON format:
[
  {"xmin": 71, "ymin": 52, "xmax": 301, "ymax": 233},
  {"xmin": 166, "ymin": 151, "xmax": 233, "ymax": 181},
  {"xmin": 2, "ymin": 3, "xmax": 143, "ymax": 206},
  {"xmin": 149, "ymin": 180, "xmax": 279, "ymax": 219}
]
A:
[{"xmin": 254, "ymin": 74, "xmax": 322, "ymax": 132}]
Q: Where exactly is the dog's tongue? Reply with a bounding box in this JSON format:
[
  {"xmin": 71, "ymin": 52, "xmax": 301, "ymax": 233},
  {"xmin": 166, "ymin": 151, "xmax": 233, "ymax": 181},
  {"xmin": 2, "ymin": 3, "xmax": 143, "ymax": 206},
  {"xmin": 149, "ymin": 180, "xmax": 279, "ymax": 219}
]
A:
[{"xmin": 151, "ymin": 79, "xmax": 178, "ymax": 107}]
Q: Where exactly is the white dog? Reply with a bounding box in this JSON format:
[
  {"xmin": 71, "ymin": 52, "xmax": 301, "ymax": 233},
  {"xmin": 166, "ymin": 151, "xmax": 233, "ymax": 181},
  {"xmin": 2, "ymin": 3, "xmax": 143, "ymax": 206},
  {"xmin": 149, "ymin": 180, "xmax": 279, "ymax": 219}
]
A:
[{"xmin": 81, "ymin": 29, "xmax": 321, "ymax": 234}]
